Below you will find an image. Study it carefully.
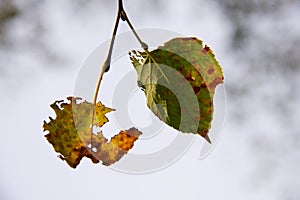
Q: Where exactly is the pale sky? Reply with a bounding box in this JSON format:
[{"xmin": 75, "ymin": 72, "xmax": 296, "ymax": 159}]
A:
[{"xmin": 1, "ymin": 0, "xmax": 300, "ymax": 200}]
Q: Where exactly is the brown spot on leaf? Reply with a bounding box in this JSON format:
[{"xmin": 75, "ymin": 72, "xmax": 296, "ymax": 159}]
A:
[
  {"xmin": 186, "ymin": 74, "xmax": 196, "ymax": 81},
  {"xmin": 201, "ymin": 81, "xmax": 207, "ymax": 88},
  {"xmin": 202, "ymin": 45, "xmax": 210, "ymax": 53},
  {"xmin": 207, "ymin": 67, "xmax": 215, "ymax": 75},
  {"xmin": 181, "ymin": 37, "xmax": 197, "ymax": 41},
  {"xmin": 193, "ymin": 86, "xmax": 201, "ymax": 94},
  {"xmin": 208, "ymin": 77, "xmax": 223, "ymax": 90}
]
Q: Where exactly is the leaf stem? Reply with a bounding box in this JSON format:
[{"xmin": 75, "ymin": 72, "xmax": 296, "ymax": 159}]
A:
[
  {"xmin": 90, "ymin": 0, "xmax": 123, "ymax": 142},
  {"xmin": 90, "ymin": 0, "xmax": 159, "ymax": 145},
  {"xmin": 120, "ymin": 10, "xmax": 149, "ymax": 50},
  {"xmin": 93, "ymin": 1, "xmax": 122, "ymax": 107}
]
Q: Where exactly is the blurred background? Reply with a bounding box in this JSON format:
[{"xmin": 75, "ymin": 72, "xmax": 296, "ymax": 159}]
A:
[{"xmin": 1, "ymin": 0, "xmax": 300, "ymax": 199}]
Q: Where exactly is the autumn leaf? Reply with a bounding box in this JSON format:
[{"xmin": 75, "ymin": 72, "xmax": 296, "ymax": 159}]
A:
[
  {"xmin": 129, "ymin": 37, "xmax": 224, "ymax": 142},
  {"xmin": 43, "ymin": 97, "xmax": 141, "ymax": 168}
]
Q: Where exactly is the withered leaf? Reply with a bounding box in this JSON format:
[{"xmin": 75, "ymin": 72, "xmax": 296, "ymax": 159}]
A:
[{"xmin": 43, "ymin": 97, "xmax": 141, "ymax": 168}]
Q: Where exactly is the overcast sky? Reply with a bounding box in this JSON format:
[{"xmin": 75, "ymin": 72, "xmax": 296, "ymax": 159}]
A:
[{"xmin": 1, "ymin": 0, "xmax": 300, "ymax": 200}]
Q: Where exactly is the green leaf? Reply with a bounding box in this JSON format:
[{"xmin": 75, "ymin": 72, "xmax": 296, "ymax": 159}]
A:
[{"xmin": 129, "ymin": 37, "xmax": 224, "ymax": 142}]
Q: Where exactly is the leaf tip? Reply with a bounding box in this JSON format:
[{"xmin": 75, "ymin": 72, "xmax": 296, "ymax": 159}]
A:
[{"xmin": 205, "ymin": 135, "xmax": 212, "ymax": 144}]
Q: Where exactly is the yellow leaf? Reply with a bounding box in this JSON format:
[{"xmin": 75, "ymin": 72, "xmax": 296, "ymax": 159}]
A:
[{"xmin": 43, "ymin": 97, "xmax": 141, "ymax": 168}]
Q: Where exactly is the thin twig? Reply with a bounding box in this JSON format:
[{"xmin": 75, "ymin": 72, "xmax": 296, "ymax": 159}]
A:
[
  {"xmin": 93, "ymin": 0, "xmax": 150, "ymax": 107},
  {"xmin": 91, "ymin": 0, "xmax": 151, "ymax": 140},
  {"xmin": 90, "ymin": 0, "xmax": 123, "ymax": 143},
  {"xmin": 93, "ymin": 4, "xmax": 122, "ymax": 106}
]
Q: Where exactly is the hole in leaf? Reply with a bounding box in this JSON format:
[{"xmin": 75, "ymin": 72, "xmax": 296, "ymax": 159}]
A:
[{"xmin": 92, "ymin": 125, "xmax": 102, "ymax": 135}]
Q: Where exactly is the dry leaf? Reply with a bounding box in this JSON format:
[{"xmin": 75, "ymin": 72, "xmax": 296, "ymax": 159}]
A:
[{"xmin": 43, "ymin": 97, "xmax": 141, "ymax": 168}]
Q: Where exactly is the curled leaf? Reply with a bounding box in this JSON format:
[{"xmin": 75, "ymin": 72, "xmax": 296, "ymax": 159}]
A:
[
  {"xmin": 43, "ymin": 97, "xmax": 141, "ymax": 168},
  {"xmin": 130, "ymin": 37, "xmax": 224, "ymax": 142}
]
